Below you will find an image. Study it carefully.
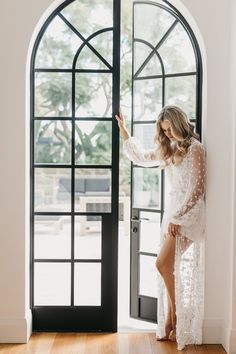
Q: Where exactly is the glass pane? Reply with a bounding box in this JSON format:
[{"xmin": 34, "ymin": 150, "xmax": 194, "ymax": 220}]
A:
[
  {"xmin": 35, "ymin": 15, "xmax": 82, "ymax": 69},
  {"xmin": 74, "ymin": 263, "xmax": 101, "ymax": 305},
  {"xmin": 133, "ymin": 124, "xmax": 156, "ymax": 150},
  {"xmin": 139, "ymin": 212, "xmax": 160, "ymax": 254},
  {"xmin": 139, "ymin": 255, "xmax": 157, "ymax": 297},
  {"xmin": 159, "ymin": 23, "xmax": 196, "ymax": 74},
  {"xmin": 133, "ymin": 168, "xmax": 161, "ymax": 209},
  {"xmin": 75, "ymin": 121, "xmax": 112, "ymax": 164},
  {"xmin": 134, "ymin": 41, "xmax": 162, "ymax": 77},
  {"xmin": 34, "ymin": 263, "xmax": 71, "ymax": 305},
  {"xmin": 75, "ymin": 216, "xmax": 101, "ymax": 259},
  {"xmin": 35, "ymin": 72, "xmax": 72, "ymax": 117},
  {"xmin": 34, "ymin": 121, "xmax": 71, "ymax": 164},
  {"xmin": 34, "ymin": 216, "xmax": 71, "ymax": 259},
  {"xmin": 35, "ymin": 168, "xmax": 71, "ymax": 212},
  {"xmin": 74, "ymin": 169, "xmax": 111, "ymax": 212},
  {"xmin": 76, "ymin": 46, "xmax": 108, "ymax": 70},
  {"xmin": 76, "ymin": 31, "xmax": 113, "ymax": 69},
  {"xmin": 61, "ymin": 0, "xmax": 113, "ymax": 39},
  {"xmin": 134, "ymin": 3, "xmax": 175, "ymax": 47},
  {"xmin": 165, "ymin": 75, "xmax": 196, "ymax": 120},
  {"xmin": 75, "ymin": 73, "xmax": 112, "ymax": 117},
  {"xmin": 133, "ymin": 79, "xmax": 162, "ymax": 121},
  {"xmin": 89, "ymin": 30, "xmax": 113, "ymax": 66},
  {"xmin": 190, "ymin": 120, "xmax": 196, "ymax": 132}
]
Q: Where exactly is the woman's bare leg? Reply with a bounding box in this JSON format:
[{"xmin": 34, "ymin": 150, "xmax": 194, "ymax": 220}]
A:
[
  {"xmin": 155, "ymin": 233, "xmax": 176, "ymax": 340},
  {"xmin": 155, "ymin": 233, "xmax": 194, "ymax": 341}
]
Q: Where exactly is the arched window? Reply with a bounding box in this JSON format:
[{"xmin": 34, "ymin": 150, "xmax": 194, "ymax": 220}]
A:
[
  {"xmin": 30, "ymin": 0, "xmax": 121, "ymax": 331},
  {"xmin": 30, "ymin": 0, "xmax": 202, "ymax": 330},
  {"xmin": 130, "ymin": 0, "xmax": 202, "ymax": 322}
]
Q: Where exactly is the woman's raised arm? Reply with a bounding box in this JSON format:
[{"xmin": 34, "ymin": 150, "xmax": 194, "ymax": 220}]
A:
[{"xmin": 116, "ymin": 110, "xmax": 162, "ymax": 167}]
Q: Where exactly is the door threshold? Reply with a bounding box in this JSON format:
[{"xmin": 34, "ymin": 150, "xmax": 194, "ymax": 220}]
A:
[{"xmin": 118, "ymin": 326, "xmax": 156, "ymax": 333}]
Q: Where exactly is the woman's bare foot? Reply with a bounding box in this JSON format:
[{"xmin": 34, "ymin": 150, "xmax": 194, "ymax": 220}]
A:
[
  {"xmin": 156, "ymin": 323, "xmax": 173, "ymax": 341},
  {"xmin": 168, "ymin": 328, "xmax": 176, "ymax": 341}
]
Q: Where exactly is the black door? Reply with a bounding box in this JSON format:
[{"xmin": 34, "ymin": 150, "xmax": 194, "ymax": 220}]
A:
[
  {"xmin": 130, "ymin": 1, "xmax": 202, "ymax": 322},
  {"xmin": 30, "ymin": 0, "xmax": 120, "ymax": 331}
]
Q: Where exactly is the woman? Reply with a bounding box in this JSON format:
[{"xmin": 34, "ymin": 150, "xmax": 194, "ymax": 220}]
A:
[{"xmin": 116, "ymin": 105, "xmax": 206, "ymax": 351}]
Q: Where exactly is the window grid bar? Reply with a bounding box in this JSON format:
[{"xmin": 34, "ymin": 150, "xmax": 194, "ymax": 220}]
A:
[
  {"xmin": 34, "ymin": 212, "xmax": 111, "ymax": 216},
  {"xmin": 133, "ymin": 120, "xmax": 157, "ymax": 124},
  {"xmin": 34, "ymin": 259, "xmax": 102, "ymax": 263},
  {"xmin": 134, "ymin": 19, "xmax": 179, "ymax": 78},
  {"xmin": 134, "ymin": 71, "xmax": 197, "ymax": 81},
  {"xmin": 34, "ymin": 69, "xmax": 112, "ymax": 73},
  {"xmin": 30, "ymin": 52, "xmax": 36, "ymax": 308},
  {"xmin": 133, "ymin": 38, "xmax": 165, "ymax": 78},
  {"xmin": 71, "ymin": 68, "xmax": 76, "ymax": 306},
  {"xmin": 33, "ymin": 117, "xmax": 113, "ymax": 121},
  {"xmin": 34, "ymin": 164, "xmax": 112, "ymax": 169},
  {"xmin": 58, "ymin": 13, "xmax": 113, "ymax": 71}
]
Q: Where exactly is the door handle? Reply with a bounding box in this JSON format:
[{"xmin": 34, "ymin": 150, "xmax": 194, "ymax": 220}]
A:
[
  {"xmin": 131, "ymin": 217, "xmax": 149, "ymax": 223},
  {"xmin": 131, "ymin": 218, "xmax": 141, "ymax": 223}
]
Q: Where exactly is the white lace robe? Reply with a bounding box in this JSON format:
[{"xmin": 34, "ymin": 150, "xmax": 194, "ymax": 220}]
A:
[{"xmin": 124, "ymin": 136, "xmax": 206, "ymax": 351}]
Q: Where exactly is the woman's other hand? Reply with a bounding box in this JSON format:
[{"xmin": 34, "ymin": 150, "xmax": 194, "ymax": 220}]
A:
[
  {"xmin": 168, "ymin": 222, "xmax": 180, "ymax": 237},
  {"xmin": 115, "ymin": 108, "xmax": 130, "ymax": 140}
]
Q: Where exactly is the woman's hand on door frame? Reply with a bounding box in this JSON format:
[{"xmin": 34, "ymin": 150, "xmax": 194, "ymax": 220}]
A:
[{"xmin": 115, "ymin": 108, "xmax": 130, "ymax": 140}]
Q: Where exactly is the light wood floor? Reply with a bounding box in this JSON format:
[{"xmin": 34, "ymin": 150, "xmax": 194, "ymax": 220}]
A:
[{"xmin": 0, "ymin": 333, "xmax": 226, "ymax": 354}]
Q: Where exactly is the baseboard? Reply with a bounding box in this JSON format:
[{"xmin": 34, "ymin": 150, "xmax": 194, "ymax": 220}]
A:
[
  {"xmin": 202, "ymin": 318, "xmax": 223, "ymax": 344},
  {"xmin": 0, "ymin": 310, "xmax": 32, "ymax": 343},
  {"xmin": 118, "ymin": 326, "xmax": 156, "ymax": 333},
  {"xmin": 228, "ymin": 328, "xmax": 236, "ymax": 354}
]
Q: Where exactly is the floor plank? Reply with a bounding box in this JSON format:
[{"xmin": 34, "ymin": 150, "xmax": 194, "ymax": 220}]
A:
[{"xmin": 0, "ymin": 333, "xmax": 227, "ymax": 354}]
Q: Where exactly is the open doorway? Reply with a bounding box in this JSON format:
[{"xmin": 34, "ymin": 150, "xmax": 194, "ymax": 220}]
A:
[{"xmin": 118, "ymin": 0, "xmax": 202, "ymax": 332}]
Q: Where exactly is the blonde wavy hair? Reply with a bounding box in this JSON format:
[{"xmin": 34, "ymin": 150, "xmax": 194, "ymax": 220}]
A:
[{"xmin": 155, "ymin": 105, "xmax": 199, "ymax": 165}]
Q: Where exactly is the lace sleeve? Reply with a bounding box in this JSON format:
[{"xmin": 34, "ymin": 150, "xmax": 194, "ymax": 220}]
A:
[
  {"xmin": 170, "ymin": 142, "xmax": 206, "ymax": 227},
  {"xmin": 123, "ymin": 137, "xmax": 163, "ymax": 167}
]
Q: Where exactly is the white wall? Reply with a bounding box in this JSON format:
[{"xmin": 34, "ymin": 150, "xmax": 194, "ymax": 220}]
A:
[
  {"xmin": 0, "ymin": 0, "xmax": 57, "ymax": 342},
  {"xmin": 173, "ymin": 1, "xmax": 236, "ymax": 352},
  {"xmin": 228, "ymin": 0, "xmax": 236, "ymax": 352},
  {"xmin": 0, "ymin": 0, "xmax": 235, "ymax": 352},
  {"xmin": 174, "ymin": 0, "xmax": 232, "ymax": 343}
]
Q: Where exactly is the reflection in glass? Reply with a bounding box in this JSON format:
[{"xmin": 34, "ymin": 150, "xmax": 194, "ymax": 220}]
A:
[
  {"xmin": 165, "ymin": 75, "xmax": 196, "ymax": 119},
  {"xmin": 35, "ymin": 15, "xmax": 82, "ymax": 69},
  {"xmin": 74, "ymin": 169, "xmax": 111, "ymax": 212},
  {"xmin": 35, "ymin": 168, "xmax": 71, "ymax": 212},
  {"xmin": 159, "ymin": 23, "xmax": 196, "ymax": 74},
  {"xmin": 133, "ymin": 79, "xmax": 162, "ymax": 121},
  {"xmin": 134, "ymin": 3, "xmax": 175, "ymax": 47},
  {"xmin": 75, "ymin": 73, "xmax": 112, "ymax": 117},
  {"xmin": 133, "ymin": 168, "xmax": 160, "ymax": 209},
  {"xmin": 75, "ymin": 216, "xmax": 101, "ymax": 259},
  {"xmin": 35, "ymin": 72, "xmax": 72, "ymax": 117},
  {"xmin": 61, "ymin": 0, "xmax": 113, "ymax": 39},
  {"xmin": 139, "ymin": 255, "xmax": 157, "ymax": 297},
  {"xmin": 74, "ymin": 263, "xmax": 101, "ymax": 305},
  {"xmin": 34, "ymin": 263, "xmax": 71, "ymax": 305},
  {"xmin": 34, "ymin": 120, "xmax": 71, "ymax": 164},
  {"xmin": 133, "ymin": 124, "xmax": 156, "ymax": 150},
  {"xmin": 34, "ymin": 216, "xmax": 71, "ymax": 259},
  {"xmin": 139, "ymin": 212, "xmax": 160, "ymax": 254},
  {"xmin": 75, "ymin": 121, "xmax": 112, "ymax": 164}
]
